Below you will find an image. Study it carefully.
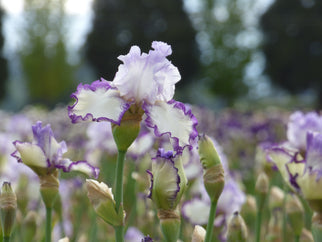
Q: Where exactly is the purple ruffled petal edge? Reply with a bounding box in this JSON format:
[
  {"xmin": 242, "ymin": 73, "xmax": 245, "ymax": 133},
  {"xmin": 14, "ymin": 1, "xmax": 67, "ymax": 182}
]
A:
[
  {"xmin": 55, "ymin": 160, "xmax": 100, "ymax": 179},
  {"xmin": 68, "ymin": 78, "xmax": 132, "ymax": 125},
  {"xmin": 152, "ymin": 152, "xmax": 181, "ymax": 207},
  {"xmin": 146, "ymin": 169, "xmax": 153, "ymax": 199},
  {"xmin": 143, "ymin": 100, "xmax": 198, "ymax": 153},
  {"xmin": 11, "ymin": 140, "xmax": 23, "ymax": 163}
]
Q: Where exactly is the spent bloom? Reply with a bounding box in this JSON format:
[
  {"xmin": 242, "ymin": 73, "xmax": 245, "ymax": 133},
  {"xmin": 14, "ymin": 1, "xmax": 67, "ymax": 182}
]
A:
[
  {"xmin": 68, "ymin": 41, "xmax": 198, "ymax": 152},
  {"xmin": 11, "ymin": 121, "xmax": 99, "ymax": 178}
]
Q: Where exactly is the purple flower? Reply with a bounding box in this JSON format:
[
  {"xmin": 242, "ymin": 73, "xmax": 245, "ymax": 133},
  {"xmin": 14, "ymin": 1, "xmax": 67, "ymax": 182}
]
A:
[
  {"xmin": 68, "ymin": 41, "xmax": 198, "ymax": 152},
  {"xmin": 11, "ymin": 121, "xmax": 99, "ymax": 178}
]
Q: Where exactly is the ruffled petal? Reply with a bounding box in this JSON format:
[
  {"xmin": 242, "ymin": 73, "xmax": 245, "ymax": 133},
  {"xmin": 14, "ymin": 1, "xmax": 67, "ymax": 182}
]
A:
[
  {"xmin": 56, "ymin": 159, "xmax": 100, "ymax": 178},
  {"xmin": 143, "ymin": 100, "xmax": 198, "ymax": 152},
  {"xmin": 68, "ymin": 79, "xmax": 132, "ymax": 125},
  {"xmin": 114, "ymin": 42, "xmax": 180, "ymax": 104}
]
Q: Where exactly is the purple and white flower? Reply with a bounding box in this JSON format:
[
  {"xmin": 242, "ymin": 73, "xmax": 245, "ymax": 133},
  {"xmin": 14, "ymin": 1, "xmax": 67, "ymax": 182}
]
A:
[
  {"xmin": 11, "ymin": 121, "xmax": 99, "ymax": 178},
  {"xmin": 68, "ymin": 41, "xmax": 198, "ymax": 152},
  {"xmin": 268, "ymin": 131, "xmax": 322, "ymax": 200}
]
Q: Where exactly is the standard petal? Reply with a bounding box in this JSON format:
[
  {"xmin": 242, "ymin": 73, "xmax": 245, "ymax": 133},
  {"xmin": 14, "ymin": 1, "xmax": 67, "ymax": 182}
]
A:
[
  {"xmin": 68, "ymin": 79, "xmax": 132, "ymax": 125},
  {"xmin": 143, "ymin": 100, "xmax": 198, "ymax": 152},
  {"xmin": 114, "ymin": 42, "xmax": 180, "ymax": 104}
]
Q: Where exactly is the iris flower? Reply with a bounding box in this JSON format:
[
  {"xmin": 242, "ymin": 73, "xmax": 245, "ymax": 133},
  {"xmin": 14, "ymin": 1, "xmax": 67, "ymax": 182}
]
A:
[
  {"xmin": 268, "ymin": 131, "xmax": 322, "ymax": 201},
  {"xmin": 12, "ymin": 121, "xmax": 99, "ymax": 178},
  {"xmin": 68, "ymin": 41, "xmax": 198, "ymax": 152}
]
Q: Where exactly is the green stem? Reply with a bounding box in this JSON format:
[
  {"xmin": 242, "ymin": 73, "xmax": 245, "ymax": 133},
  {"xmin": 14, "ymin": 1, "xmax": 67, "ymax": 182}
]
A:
[
  {"xmin": 45, "ymin": 207, "xmax": 52, "ymax": 242},
  {"xmin": 282, "ymin": 182, "xmax": 289, "ymax": 242},
  {"xmin": 205, "ymin": 200, "xmax": 218, "ymax": 242},
  {"xmin": 114, "ymin": 150, "xmax": 126, "ymax": 242},
  {"xmin": 294, "ymin": 235, "xmax": 300, "ymax": 242},
  {"xmin": 255, "ymin": 209, "xmax": 262, "ymax": 242}
]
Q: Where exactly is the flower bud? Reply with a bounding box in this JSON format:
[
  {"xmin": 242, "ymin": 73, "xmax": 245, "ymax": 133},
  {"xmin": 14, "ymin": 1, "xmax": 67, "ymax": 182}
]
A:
[
  {"xmin": 198, "ymin": 135, "xmax": 225, "ymax": 203},
  {"xmin": 268, "ymin": 186, "xmax": 285, "ymax": 211},
  {"xmin": 226, "ymin": 211, "xmax": 248, "ymax": 242},
  {"xmin": 86, "ymin": 179, "xmax": 124, "ymax": 226},
  {"xmin": 39, "ymin": 170, "xmax": 60, "ymax": 209},
  {"xmin": 112, "ymin": 105, "xmax": 143, "ymax": 152},
  {"xmin": 0, "ymin": 182, "xmax": 17, "ymax": 238},
  {"xmin": 198, "ymin": 134, "xmax": 221, "ymax": 169},
  {"xmin": 286, "ymin": 194, "xmax": 304, "ymax": 236},
  {"xmin": 23, "ymin": 211, "xmax": 37, "ymax": 242},
  {"xmin": 240, "ymin": 195, "xmax": 257, "ymax": 231},
  {"xmin": 255, "ymin": 172, "xmax": 269, "ymax": 211},
  {"xmin": 192, "ymin": 225, "xmax": 206, "ymax": 242}
]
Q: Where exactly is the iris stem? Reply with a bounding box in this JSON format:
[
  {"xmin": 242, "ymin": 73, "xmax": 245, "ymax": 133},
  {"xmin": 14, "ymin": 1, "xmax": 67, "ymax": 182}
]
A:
[
  {"xmin": 294, "ymin": 235, "xmax": 300, "ymax": 242},
  {"xmin": 204, "ymin": 200, "xmax": 218, "ymax": 242},
  {"xmin": 114, "ymin": 150, "xmax": 126, "ymax": 242},
  {"xmin": 45, "ymin": 207, "xmax": 52, "ymax": 242},
  {"xmin": 282, "ymin": 184, "xmax": 287, "ymax": 242},
  {"xmin": 255, "ymin": 210, "xmax": 263, "ymax": 242}
]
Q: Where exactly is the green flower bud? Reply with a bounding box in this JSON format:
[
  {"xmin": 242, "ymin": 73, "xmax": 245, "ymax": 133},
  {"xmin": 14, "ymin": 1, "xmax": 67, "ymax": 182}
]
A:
[
  {"xmin": 112, "ymin": 105, "xmax": 143, "ymax": 152},
  {"xmin": 86, "ymin": 179, "xmax": 124, "ymax": 226},
  {"xmin": 255, "ymin": 172, "xmax": 269, "ymax": 211},
  {"xmin": 198, "ymin": 134, "xmax": 221, "ymax": 169},
  {"xmin": 23, "ymin": 211, "xmax": 37, "ymax": 242},
  {"xmin": 0, "ymin": 182, "xmax": 17, "ymax": 238},
  {"xmin": 286, "ymin": 194, "xmax": 304, "ymax": 236},
  {"xmin": 268, "ymin": 186, "xmax": 285, "ymax": 211},
  {"xmin": 198, "ymin": 135, "xmax": 225, "ymax": 203},
  {"xmin": 192, "ymin": 225, "xmax": 206, "ymax": 242},
  {"xmin": 226, "ymin": 211, "xmax": 248, "ymax": 242},
  {"xmin": 39, "ymin": 170, "xmax": 60, "ymax": 209},
  {"xmin": 158, "ymin": 209, "xmax": 180, "ymax": 242}
]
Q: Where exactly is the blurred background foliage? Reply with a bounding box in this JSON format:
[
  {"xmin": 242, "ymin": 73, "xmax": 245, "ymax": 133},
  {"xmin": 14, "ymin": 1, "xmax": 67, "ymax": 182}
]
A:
[{"xmin": 0, "ymin": 0, "xmax": 321, "ymax": 110}]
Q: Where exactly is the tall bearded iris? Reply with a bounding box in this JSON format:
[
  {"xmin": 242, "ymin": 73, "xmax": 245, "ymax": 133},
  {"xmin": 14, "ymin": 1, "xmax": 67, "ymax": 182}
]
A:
[{"xmin": 68, "ymin": 41, "xmax": 198, "ymax": 152}]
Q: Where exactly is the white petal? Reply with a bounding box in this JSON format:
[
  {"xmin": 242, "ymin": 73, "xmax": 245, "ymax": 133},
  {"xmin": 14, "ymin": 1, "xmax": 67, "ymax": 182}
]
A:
[
  {"xmin": 144, "ymin": 100, "xmax": 198, "ymax": 152},
  {"xmin": 69, "ymin": 80, "xmax": 131, "ymax": 125},
  {"xmin": 15, "ymin": 142, "xmax": 47, "ymax": 168}
]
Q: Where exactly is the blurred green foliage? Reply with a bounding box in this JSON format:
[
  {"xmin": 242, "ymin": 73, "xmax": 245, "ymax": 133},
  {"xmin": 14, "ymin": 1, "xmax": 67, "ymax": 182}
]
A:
[
  {"xmin": 260, "ymin": 0, "xmax": 322, "ymax": 108},
  {"xmin": 0, "ymin": 5, "xmax": 8, "ymax": 101},
  {"xmin": 18, "ymin": 0, "xmax": 75, "ymax": 108}
]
